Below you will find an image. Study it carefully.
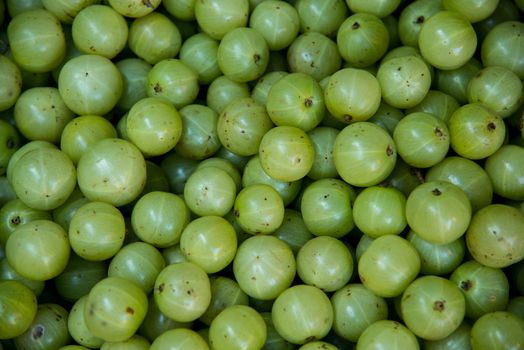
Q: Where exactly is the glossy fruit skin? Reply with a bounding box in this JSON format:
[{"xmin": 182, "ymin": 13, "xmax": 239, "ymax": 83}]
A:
[
  {"xmin": 131, "ymin": 191, "xmax": 190, "ymax": 248},
  {"xmin": 199, "ymin": 276, "xmax": 249, "ymax": 326},
  {"xmin": 137, "ymin": 295, "xmax": 192, "ymax": 342},
  {"xmin": 305, "ymin": 127, "xmax": 338, "ymax": 180},
  {"xmin": 266, "ymin": 72, "xmax": 325, "ymax": 132},
  {"xmin": 295, "ymin": 0, "xmax": 348, "ymax": 37},
  {"xmin": 484, "ymin": 145, "xmax": 524, "ymax": 201},
  {"xmin": 481, "ymin": 21, "xmax": 524, "ymax": 79},
  {"xmin": 14, "ymin": 303, "xmax": 70, "ymax": 350},
  {"xmin": 54, "ymin": 253, "xmax": 107, "ymax": 303},
  {"xmin": 217, "ymin": 97, "xmax": 274, "ymax": 157},
  {"xmin": 434, "ymin": 58, "xmax": 482, "ymax": 105},
  {"xmin": 4, "ymin": 134, "xmax": 48, "ymax": 185},
  {"xmin": 418, "ymin": 11, "xmax": 477, "ymax": 70},
  {"xmin": 115, "ymin": 58, "xmax": 152, "ymax": 112},
  {"xmin": 58, "ymin": 54, "xmax": 123, "ymax": 116},
  {"xmin": 426, "ymin": 156, "xmax": 493, "ymax": 212},
  {"xmin": 101, "ymin": 334, "xmax": 151, "ymax": 350},
  {"xmin": 406, "ymin": 181, "xmax": 472, "ymax": 245},
  {"xmin": 69, "ymin": 201, "xmax": 125, "ymax": 261},
  {"xmin": 393, "ymin": 112, "xmax": 449, "ymax": 168},
  {"xmin": 337, "ymin": 13, "xmax": 389, "ymax": 67},
  {"xmin": 108, "ymin": 0, "xmax": 161, "ymax": 17},
  {"xmin": 287, "ymin": 32, "xmax": 341, "ymax": 82},
  {"xmin": 401, "ymin": 275, "xmax": 466, "ymax": 341},
  {"xmin": 443, "ymin": 0, "xmax": 499, "ymax": 23},
  {"xmin": 466, "ymin": 204, "xmax": 524, "ymax": 268},
  {"xmin": 467, "ymin": 65, "xmax": 523, "ymax": 119},
  {"xmin": 84, "ymin": 277, "xmax": 148, "ymax": 342},
  {"xmin": 333, "ymin": 122, "xmax": 396, "ymax": 187},
  {"xmin": 470, "ymin": 311, "xmax": 524, "ymax": 349},
  {"xmin": 6, "ymin": 219, "xmax": 70, "ymax": 281},
  {"xmin": 206, "ymin": 76, "xmax": 250, "ymax": 114},
  {"xmin": 179, "ymin": 33, "xmax": 221, "ymax": 85},
  {"xmin": 0, "ymin": 198, "xmax": 51, "ymax": 247},
  {"xmin": 209, "ymin": 305, "xmax": 266, "ymax": 350},
  {"xmin": 368, "ymin": 101, "xmax": 405, "ymax": 134},
  {"xmin": 153, "ymin": 262, "xmax": 211, "ymax": 323},
  {"xmin": 406, "ymin": 90, "xmax": 459, "ymax": 124},
  {"xmin": 41, "ymin": 0, "xmax": 101, "ymax": 24},
  {"xmin": 0, "ymin": 55, "xmax": 23, "ymax": 112},
  {"xmin": 233, "ymin": 183, "xmax": 285, "ymax": 235},
  {"xmin": 180, "ymin": 215, "xmax": 237, "ymax": 274},
  {"xmin": 331, "ymin": 283, "xmax": 388, "ymax": 342},
  {"xmin": 72, "ymin": 5, "xmax": 128, "ymax": 59},
  {"xmin": 52, "ymin": 188, "xmax": 90, "ymax": 232},
  {"xmin": 7, "ymin": 9, "xmax": 66, "ymax": 73},
  {"xmin": 355, "ymin": 319, "xmax": 419, "ymax": 350},
  {"xmin": 108, "ymin": 242, "xmax": 165, "ymax": 294},
  {"xmin": 0, "ymin": 258, "xmax": 45, "ymax": 296},
  {"xmin": 407, "ymin": 231, "xmax": 465, "ymax": 276},
  {"xmin": 77, "ymin": 138, "xmax": 146, "ymax": 207},
  {"xmin": 146, "ymin": 58, "xmax": 199, "ymax": 109},
  {"xmin": 377, "ymin": 56, "xmax": 432, "ymax": 109},
  {"xmin": 174, "ymin": 104, "xmax": 220, "ymax": 160},
  {"xmin": 398, "ymin": 0, "xmax": 443, "ymax": 47},
  {"xmin": 60, "ymin": 115, "xmax": 117, "ymax": 164},
  {"xmin": 273, "ymin": 209, "xmax": 314, "ymax": 256},
  {"xmin": 195, "ymin": 157, "xmax": 242, "ymax": 193},
  {"xmin": 68, "ymin": 296, "xmax": 104, "ymax": 349},
  {"xmin": 298, "ymin": 341, "xmax": 338, "ymax": 350},
  {"xmin": 259, "ymin": 126, "xmax": 315, "ymax": 182},
  {"xmin": 242, "ymin": 155, "xmax": 302, "ymax": 207},
  {"xmin": 423, "ymin": 321, "xmax": 472, "ymax": 350},
  {"xmin": 184, "ymin": 166, "xmax": 236, "ymax": 217},
  {"xmin": 163, "ymin": 0, "xmax": 195, "ymax": 20},
  {"xmin": 249, "ymin": 1, "xmax": 299, "ymax": 51},
  {"xmin": 217, "ymin": 27, "xmax": 269, "ymax": 83},
  {"xmin": 126, "ymin": 97, "xmax": 183, "ymax": 157},
  {"xmin": 297, "ymin": 236, "xmax": 353, "ymax": 292},
  {"xmin": 11, "ymin": 147, "xmax": 76, "ymax": 211},
  {"xmin": 450, "ymin": 260, "xmax": 509, "ymax": 320},
  {"xmin": 346, "ymin": 0, "xmax": 401, "ymax": 18},
  {"xmin": 0, "ymin": 280, "xmax": 38, "ymax": 340},
  {"xmin": 353, "ymin": 185, "xmax": 407, "ymax": 238},
  {"xmin": 358, "ymin": 235, "xmax": 421, "ymax": 298},
  {"xmin": 271, "ymin": 284, "xmax": 333, "ymax": 345},
  {"xmin": 151, "ymin": 328, "xmax": 208, "ymax": 350},
  {"xmin": 14, "ymin": 86, "xmax": 74, "ymax": 143},
  {"xmin": 195, "ymin": 0, "xmax": 249, "ymax": 40},
  {"xmin": 300, "ymin": 178, "xmax": 354, "ymax": 238},
  {"xmin": 324, "ymin": 68, "xmax": 381, "ymax": 123},
  {"xmin": 128, "ymin": 12, "xmax": 182, "ymax": 65}
]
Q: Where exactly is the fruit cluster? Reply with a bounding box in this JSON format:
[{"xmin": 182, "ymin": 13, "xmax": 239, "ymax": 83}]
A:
[{"xmin": 0, "ymin": 0, "xmax": 524, "ymax": 349}]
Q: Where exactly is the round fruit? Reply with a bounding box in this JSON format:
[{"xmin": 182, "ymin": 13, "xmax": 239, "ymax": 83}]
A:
[
  {"xmin": 418, "ymin": 11, "xmax": 477, "ymax": 70},
  {"xmin": 358, "ymin": 235, "xmax": 420, "ymax": 298},
  {"xmin": 333, "ymin": 122, "xmax": 396, "ymax": 187},
  {"xmin": 84, "ymin": 277, "xmax": 148, "ymax": 342},
  {"xmin": 0, "ymin": 280, "xmax": 38, "ymax": 339},
  {"xmin": 77, "ymin": 138, "xmax": 146, "ymax": 207},
  {"xmin": 272, "ymin": 284, "xmax": 333, "ymax": 345},
  {"xmin": 406, "ymin": 181, "xmax": 471, "ymax": 244}
]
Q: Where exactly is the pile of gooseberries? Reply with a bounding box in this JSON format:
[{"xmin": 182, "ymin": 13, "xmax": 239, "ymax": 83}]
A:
[{"xmin": 1, "ymin": 0, "xmax": 524, "ymax": 349}]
